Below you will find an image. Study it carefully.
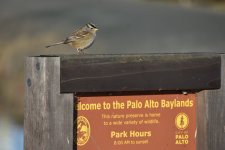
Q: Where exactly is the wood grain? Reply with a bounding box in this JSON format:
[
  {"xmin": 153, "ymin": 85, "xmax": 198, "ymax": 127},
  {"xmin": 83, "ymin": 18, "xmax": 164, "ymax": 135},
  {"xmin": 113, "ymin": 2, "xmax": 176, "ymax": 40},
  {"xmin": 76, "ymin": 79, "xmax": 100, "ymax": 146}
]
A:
[
  {"xmin": 196, "ymin": 92, "xmax": 208, "ymax": 150},
  {"xmin": 196, "ymin": 54, "xmax": 225, "ymax": 150},
  {"xmin": 60, "ymin": 54, "xmax": 221, "ymax": 93},
  {"xmin": 24, "ymin": 57, "xmax": 74, "ymax": 150},
  {"xmin": 205, "ymin": 54, "xmax": 225, "ymax": 150}
]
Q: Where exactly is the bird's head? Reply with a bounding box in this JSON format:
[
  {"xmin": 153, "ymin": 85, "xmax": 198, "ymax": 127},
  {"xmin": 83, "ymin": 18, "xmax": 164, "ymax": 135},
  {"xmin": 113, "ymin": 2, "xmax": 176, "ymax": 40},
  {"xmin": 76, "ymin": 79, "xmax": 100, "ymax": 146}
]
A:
[{"xmin": 86, "ymin": 23, "xmax": 98, "ymax": 32}]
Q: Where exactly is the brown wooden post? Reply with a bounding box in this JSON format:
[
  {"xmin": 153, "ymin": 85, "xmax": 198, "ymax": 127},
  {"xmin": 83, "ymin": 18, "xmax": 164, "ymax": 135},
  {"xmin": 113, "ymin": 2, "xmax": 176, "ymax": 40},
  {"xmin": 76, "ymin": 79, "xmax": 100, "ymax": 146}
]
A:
[
  {"xmin": 24, "ymin": 57, "xmax": 74, "ymax": 150},
  {"xmin": 197, "ymin": 54, "xmax": 225, "ymax": 150},
  {"xmin": 25, "ymin": 54, "xmax": 224, "ymax": 150}
]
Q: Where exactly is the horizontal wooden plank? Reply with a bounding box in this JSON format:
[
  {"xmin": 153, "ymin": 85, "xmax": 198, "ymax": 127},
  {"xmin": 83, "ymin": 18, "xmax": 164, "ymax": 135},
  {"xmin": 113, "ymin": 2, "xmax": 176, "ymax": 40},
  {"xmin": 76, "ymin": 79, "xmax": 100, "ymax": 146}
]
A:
[{"xmin": 60, "ymin": 54, "xmax": 221, "ymax": 93}]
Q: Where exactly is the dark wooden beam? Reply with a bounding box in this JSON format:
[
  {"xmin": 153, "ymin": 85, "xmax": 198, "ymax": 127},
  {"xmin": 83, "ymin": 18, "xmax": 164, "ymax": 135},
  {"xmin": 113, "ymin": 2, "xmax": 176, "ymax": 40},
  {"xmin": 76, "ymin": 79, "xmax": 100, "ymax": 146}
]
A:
[{"xmin": 60, "ymin": 54, "xmax": 221, "ymax": 93}]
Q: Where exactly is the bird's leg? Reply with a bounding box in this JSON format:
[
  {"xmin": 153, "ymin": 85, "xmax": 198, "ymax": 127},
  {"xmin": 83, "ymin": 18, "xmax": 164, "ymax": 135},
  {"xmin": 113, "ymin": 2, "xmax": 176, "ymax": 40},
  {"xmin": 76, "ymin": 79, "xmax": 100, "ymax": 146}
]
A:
[
  {"xmin": 80, "ymin": 49, "xmax": 85, "ymax": 55},
  {"xmin": 76, "ymin": 49, "xmax": 81, "ymax": 55}
]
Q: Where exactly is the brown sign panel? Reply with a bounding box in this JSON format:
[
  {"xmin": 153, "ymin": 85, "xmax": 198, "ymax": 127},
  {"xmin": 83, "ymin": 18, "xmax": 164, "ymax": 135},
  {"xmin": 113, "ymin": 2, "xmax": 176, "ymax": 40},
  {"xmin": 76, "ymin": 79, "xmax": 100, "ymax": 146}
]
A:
[{"xmin": 75, "ymin": 94, "xmax": 196, "ymax": 150}]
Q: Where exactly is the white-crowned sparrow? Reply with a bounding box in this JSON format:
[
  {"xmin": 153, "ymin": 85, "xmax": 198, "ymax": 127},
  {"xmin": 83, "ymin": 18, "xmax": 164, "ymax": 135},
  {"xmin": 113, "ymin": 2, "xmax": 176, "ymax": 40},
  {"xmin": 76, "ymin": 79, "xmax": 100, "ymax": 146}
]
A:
[{"xmin": 46, "ymin": 23, "xmax": 98, "ymax": 54}]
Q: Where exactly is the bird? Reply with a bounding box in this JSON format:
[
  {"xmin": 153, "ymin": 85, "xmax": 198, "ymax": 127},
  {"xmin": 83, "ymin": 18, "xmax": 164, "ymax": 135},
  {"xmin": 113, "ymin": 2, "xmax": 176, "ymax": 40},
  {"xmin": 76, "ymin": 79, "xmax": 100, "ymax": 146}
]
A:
[{"xmin": 46, "ymin": 23, "xmax": 98, "ymax": 54}]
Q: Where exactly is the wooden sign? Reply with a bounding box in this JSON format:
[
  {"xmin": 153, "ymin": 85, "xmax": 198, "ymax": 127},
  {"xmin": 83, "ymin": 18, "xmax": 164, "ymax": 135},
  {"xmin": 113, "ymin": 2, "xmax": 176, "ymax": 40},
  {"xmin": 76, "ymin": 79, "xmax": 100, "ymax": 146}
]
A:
[{"xmin": 75, "ymin": 94, "xmax": 196, "ymax": 150}]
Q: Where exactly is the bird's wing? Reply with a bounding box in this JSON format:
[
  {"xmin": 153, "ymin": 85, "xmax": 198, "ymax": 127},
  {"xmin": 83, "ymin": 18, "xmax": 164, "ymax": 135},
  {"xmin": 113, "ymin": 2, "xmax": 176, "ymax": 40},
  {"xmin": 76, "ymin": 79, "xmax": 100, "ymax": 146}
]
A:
[
  {"xmin": 63, "ymin": 36, "xmax": 75, "ymax": 44},
  {"xmin": 73, "ymin": 30, "xmax": 90, "ymax": 39},
  {"xmin": 63, "ymin": 30, "xmax": 89, "ymax": 44}
]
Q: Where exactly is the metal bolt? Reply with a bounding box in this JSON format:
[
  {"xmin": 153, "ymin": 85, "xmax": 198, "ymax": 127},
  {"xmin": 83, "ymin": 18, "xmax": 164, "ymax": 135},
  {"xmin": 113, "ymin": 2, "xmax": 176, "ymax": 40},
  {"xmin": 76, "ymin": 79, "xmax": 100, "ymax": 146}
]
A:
[
  {"xmin": 27, "ymin": 78, "xmax": 32, "ymax": 87},
  {"xmin": 182, "ymin": 91, "xmax": 188, "ymax": 95}
]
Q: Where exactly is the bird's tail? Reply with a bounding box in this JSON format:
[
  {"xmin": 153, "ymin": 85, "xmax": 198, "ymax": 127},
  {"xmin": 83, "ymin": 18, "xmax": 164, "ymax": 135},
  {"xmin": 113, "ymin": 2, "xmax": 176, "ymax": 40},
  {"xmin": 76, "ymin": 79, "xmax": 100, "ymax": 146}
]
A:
[{"xmin": 45, "ymin": 41, "xmax": 64, "ymax": 48}]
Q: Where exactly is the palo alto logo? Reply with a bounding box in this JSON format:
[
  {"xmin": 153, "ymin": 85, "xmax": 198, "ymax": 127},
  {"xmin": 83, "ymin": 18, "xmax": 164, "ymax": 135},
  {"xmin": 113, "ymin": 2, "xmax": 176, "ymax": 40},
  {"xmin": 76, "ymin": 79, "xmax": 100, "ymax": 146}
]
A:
[{"xmin": 175, "ymin": 113, "xmax": 189, "ymax": 130}]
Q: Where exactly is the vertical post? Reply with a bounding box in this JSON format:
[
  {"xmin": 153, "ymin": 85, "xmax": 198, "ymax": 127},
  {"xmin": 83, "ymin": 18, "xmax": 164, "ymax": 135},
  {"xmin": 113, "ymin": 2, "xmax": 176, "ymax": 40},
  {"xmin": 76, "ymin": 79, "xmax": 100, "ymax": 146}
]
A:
[
  {"xmin": 206, "ymin": 54, "xmax": 225, "ymax": 150},
  {"xmin": 24, "ymin": 57, "xmax": 74, "ymax": 150},
  {"xmin": 196, "ymin": 92, "xmax": 208, "ymax": 150},
  {"xmin": 197, "ymin": 54, "xmax": 225, "ymax": 150}
]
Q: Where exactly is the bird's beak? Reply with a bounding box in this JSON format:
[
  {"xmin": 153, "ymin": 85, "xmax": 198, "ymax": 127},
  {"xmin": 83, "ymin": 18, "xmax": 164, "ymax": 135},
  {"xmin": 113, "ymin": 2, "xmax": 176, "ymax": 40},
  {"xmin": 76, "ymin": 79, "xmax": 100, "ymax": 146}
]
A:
[{"xmin": 95, "ymin": 28, "xmax": 99, "ymax": 31}]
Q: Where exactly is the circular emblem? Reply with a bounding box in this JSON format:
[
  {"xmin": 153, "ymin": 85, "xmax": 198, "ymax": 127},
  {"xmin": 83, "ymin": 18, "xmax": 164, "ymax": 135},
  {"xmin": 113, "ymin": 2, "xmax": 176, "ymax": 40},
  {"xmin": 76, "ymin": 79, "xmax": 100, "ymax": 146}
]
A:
[
  {"xmin": 77, "ymin": 116, "xmax": 90, "ymax": 146},
  {"xmin": 175, "ymin": 113, "xmax": 189, "ymax": 130}
]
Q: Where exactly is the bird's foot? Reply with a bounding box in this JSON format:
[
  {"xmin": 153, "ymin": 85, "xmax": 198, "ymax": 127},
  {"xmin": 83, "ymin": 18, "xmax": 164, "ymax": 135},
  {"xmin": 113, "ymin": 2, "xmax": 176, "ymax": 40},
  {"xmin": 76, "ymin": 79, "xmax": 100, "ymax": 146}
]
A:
[
  {"xmin": 78, "ymin": 49, "xmax": 85, "ymax": 55},
  {"xmin": 76, "ymin": 49, "xmax": 81, "ymax": 55}
]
